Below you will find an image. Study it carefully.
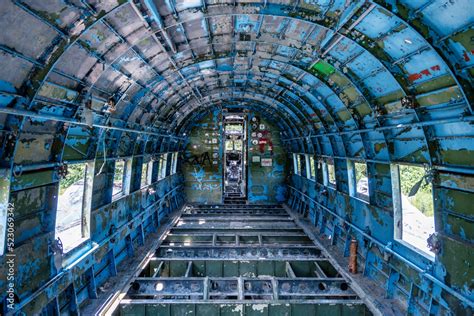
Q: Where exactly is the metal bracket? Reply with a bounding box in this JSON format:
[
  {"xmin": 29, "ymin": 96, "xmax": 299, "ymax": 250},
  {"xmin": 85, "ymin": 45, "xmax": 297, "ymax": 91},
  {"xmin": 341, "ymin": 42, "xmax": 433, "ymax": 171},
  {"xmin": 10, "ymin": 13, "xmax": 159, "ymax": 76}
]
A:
[
  {"xmin": 108, "ymin": 224, "xmax": 117, "ymax": 243},
  {"xmin": 424, "ymin": 165, "xmax": 437, "ymax": 184},
  {"xmin": 57, "ymin": 163, "xmax": 68, "ymax": 179},
  {"xmin": 427, "ymin": 233, "xmax": 441, "ymax": 255},
  {"xmin": 12, "ymin": 165, "xmax": 23, "ymax": 178},
  {"xmin": 49, "ymin": 237, "xmax": 64, "ymax": 255},
  {"xmin": 383, "ymin": 242, "xmax": 393, "ymax": 261}
]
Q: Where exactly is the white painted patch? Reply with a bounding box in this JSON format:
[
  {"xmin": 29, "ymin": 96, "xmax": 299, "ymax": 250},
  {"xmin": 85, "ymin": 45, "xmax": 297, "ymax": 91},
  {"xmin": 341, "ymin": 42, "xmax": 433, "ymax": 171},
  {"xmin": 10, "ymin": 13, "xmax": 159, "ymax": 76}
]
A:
[
  {"xmin": 230, "ymin": 305, "xmax": 243, "ymax": 313},
  {"xmin": 252, "ymin": 304, "xmax": 268, "ymax": 312}
]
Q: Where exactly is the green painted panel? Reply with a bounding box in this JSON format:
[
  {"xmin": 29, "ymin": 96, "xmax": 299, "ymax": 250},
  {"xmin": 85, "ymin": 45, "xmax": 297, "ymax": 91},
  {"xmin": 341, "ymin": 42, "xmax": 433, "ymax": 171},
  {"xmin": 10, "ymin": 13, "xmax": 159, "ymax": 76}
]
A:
[
  {"xmin": 206, "ymin": 261, "xmax": 223, "ymax": 277},
  {"xmin": 223, "ymin": 261, "xmax": 239, "ymax": 277},
  {"xmin": 440, "ymin": 188, "xmax": 474, "ymax": 217},
  {"xmin": 311, "ymin": 60, "xmax": 336, "ymax": 77},
  {"xmin": 274, "ymin": 261, "xmax": 287, "ymax": 277},
  {"xmin": 413, "ymin": 75, "xmax": 456, "ymax": 94},
  {"xmin": 257, "ymin": 261, "xmax": 275, "ymax": 276},
  {"xmin": 171, "ymin": 304, "xmax": 195, "ymax": 316},
  {"xmin": 120, "ymin": 304, "xmax": 145, "ymax": 316},
  {"xmin": 268, "ymin": 304, "xmax": 292, "ymax": 316},
  {"xmin": 290, "ymin": 261, "xmax": 313, "ymax": 277},
  {"xmin": 146, "ymin": 304, "xmax": 170, "ymax": 315},
  {"xmin": 416, "ymin": 86, "xmax": 462, "ymax": 107},
  {"xmin": 292, "ymin": 304, "xmax": 316, "ymax": 315},
  {"xmin": 446, "ymin": 215, "xmax": 474, "ymax": 241},
  {"xmin": 439, "ymin": 148, "xmax": 474, "ymax": 166},
  {"xmin": 120, "ymin": 303, "xmax": 369, "ymax": 316},
  {"xmin": 438, "ymin": 235, "xmax": 474, "ymax": 300},
  {"xmin": 11, "ymin": 169, "xmax": 57, "ymax": 191},
  {"xmin": 240, "ymin": 261, "xmax": 257, "ymax": 277},
  {"xmin": 169, "ymin": 261, "xmax": 187, "ymax": 277},
  {"xmin": 196, "ymin": 304, "xmax": 220, "ymax": 315},
  {"xmin": 193, "ymin": 261, "xmax": 206, "ymax": 277}
]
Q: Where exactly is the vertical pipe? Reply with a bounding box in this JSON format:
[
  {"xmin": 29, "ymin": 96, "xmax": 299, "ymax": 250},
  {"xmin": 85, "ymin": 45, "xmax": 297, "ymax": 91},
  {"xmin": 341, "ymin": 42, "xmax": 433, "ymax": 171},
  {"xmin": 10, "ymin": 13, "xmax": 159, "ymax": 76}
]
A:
[{"xmin": 349, "ymin": 238, "xmax": 358, "ymax": 274}]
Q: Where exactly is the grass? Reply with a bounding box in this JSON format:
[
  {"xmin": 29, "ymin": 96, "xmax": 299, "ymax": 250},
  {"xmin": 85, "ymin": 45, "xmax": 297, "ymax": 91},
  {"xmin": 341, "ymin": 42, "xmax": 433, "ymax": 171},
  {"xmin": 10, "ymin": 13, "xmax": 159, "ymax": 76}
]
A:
[{"xmin": 409, "ymin": 191, "xmax": 434, "ymax": 217}]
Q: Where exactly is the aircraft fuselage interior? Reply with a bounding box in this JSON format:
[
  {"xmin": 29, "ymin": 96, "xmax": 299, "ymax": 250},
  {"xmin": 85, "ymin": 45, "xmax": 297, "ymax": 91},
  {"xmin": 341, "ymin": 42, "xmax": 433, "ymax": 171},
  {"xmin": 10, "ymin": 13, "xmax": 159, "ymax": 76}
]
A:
[{"xmin": 0, "ymin": 0, "xmax": 473, "ymax": 315}]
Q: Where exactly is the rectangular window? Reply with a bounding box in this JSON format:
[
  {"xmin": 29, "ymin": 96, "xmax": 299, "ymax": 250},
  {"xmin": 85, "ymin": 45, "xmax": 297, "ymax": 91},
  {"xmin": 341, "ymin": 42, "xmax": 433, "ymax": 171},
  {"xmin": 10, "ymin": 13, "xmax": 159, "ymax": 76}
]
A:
[
  {"xmin": 157, "ymin": 156, "xmax": 162, "ymax": 180},
  {"xmin": 348, "ymin": 161, "xmax": 369, "ymax": 201},
  {"xmin": 323, "ymin": 160, "xmax": 336, "ymax": 187},
  {"xmin": 306, "ymin": 155, "xmax": 316, "ymax": 180},
  {"xmin": 112, "ymin": 160, "xmax": 125, "ymax": 198},
  {"xmin": 315, "ymin": 158, "xmax": 323, "ymax": 184},
  {"xmin": 293, "ymin": 154, "xmax": 299, "ymax": 175},
  {"xmin": 55, "ymin": 162, "xmax": 92, "ymax": 253},
  {"xmin": 141, "ymin": 160, "xmax": 153, "ymax": 188},
  {"xmin": 171, "ymin": 152, "xmax": 178, "ymax": 175},
  {"xmin": 299, "ymin": 154, "xmax": 306, "ymax": 178},
  {"xmin": 355, "ymin": 162, "xmax": 369, "ymax": 200},
  {"xmin": 391, "ymin": 164, "xmax": 435, "ymax": 258},
  {"xmin": 160, "ymin": 154, "xmax": 168, "ymax": 179},
  {"xmin": 148, "ymin": 160, "xmax": 154, "ymax": 183},
  {"xmin": 296, "ymin": 154, "xmax": 302, "ymax": 175}
]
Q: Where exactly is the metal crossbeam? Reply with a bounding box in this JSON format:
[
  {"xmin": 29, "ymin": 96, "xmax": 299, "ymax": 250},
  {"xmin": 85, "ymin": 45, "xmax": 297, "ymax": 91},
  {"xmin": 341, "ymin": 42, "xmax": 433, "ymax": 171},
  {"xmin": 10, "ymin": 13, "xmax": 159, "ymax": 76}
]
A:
[
  {"xmin": 128, "ymin": 277, "xmax": 356, "ymax": 299},
  {"xmin": 111, "ymin": 203, "xmax": 366, "ymax": 313},
  {"xmin": 0, "ymin": 107, "xmax": 184, "ymax": 139},
  {"xmin": 156, "ymin": 246, "xmax": 323, "ymax": 260}
]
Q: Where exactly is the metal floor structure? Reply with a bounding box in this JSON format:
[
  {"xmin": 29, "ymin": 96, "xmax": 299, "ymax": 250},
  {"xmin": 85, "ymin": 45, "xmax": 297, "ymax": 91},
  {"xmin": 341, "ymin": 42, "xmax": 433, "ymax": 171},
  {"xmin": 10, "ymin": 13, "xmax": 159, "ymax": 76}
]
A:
[{"xmin": 114, "ymin": 204, "xmax": 371, "ymax": 315}]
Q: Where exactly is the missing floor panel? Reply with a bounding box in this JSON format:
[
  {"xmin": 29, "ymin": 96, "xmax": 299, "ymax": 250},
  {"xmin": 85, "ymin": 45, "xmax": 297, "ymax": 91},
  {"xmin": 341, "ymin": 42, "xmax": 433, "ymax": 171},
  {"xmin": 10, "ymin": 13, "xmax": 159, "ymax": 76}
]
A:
[{"xmin": 108, "ymin": 204, "xmax": 372, "ymax": 315}]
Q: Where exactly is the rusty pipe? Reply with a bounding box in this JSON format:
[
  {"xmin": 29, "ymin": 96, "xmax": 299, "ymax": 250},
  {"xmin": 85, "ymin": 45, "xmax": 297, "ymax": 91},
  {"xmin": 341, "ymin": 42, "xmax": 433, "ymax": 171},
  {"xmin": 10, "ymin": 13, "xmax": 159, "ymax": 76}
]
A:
[{"xmin": 349, "ymin": 238, "xmax": 358, "ymax": 274}]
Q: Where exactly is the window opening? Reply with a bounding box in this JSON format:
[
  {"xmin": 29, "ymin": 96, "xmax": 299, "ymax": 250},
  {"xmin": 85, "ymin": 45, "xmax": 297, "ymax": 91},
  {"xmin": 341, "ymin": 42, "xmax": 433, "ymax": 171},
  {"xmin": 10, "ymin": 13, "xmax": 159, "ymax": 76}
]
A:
[
  {"xmin": 113, "ymin": 160, "xmax": 125, "ymax": 198},
  {"xmin": 55, "ymin": 163, "xmax": 90, "ymax": 253},
  {"xmin": 392, "ymin": 164, "xmax": 435, "ymax": 257}
]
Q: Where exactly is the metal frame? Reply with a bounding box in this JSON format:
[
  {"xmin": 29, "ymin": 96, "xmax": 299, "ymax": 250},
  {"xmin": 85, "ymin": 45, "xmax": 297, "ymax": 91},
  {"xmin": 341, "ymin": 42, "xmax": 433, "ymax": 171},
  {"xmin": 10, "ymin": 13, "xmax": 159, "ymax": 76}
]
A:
[
  {"xmin": 110, "ymin": 203, "xmax": 372, "ymax": 314},
  {"xmin": 287, "ymin": 185, "xmax": 474, "ymax": 309},
  {"xmin": 12, "ymin": 184, "xmax": 184, "ymax": 314}
]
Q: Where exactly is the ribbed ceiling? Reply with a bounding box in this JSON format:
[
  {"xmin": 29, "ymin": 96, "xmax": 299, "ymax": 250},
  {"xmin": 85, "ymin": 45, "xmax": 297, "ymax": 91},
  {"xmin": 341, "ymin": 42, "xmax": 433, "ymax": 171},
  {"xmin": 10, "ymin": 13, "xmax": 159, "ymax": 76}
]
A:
[{"xmin": 0, "ymin": 0, "xmax": 472, "ymax": 169}]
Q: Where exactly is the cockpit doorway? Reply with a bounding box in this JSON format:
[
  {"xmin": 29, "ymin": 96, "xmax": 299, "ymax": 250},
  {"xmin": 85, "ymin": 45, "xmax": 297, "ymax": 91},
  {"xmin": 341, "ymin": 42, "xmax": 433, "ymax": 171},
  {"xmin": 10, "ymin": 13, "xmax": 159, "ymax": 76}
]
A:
[{"xmin": 223, "ymin": 115, "xmax": 247, "ymax": 203}]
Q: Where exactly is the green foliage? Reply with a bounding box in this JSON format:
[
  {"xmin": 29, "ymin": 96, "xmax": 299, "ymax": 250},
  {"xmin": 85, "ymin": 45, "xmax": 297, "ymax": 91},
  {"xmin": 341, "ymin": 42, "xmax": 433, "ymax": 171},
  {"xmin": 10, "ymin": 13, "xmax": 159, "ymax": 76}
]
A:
[
  {"xmin": 59, "ymin": 164, "xmax": 86, "ymax": 194},
  {"xmin": 114, "ymin": 161, "xmax": 124, "ymax": 183},
  {"xmin": 409, "ymin": 191, "xmax": 434, "ymax": 217},
  {"xmin": 354, "ymin": 162, "xmax": 367, "ymax": 181},
  {"xmin": 309, "ymin": 157, "xmax": 316, "ymax": 178},
  {"xmin": 328, "ymin": 163, "xmax": 336, "ymax": 184},
  {"xmin": 399, "ymin": 165, "xmax": 425, "ymax": 195},
  {"xmin": 399, "ymin": 165, "xmax": 434, "ymax": 216},
  {"xmin": 141, "ymin": 163, "xmax": 149, "ymax": 187}
]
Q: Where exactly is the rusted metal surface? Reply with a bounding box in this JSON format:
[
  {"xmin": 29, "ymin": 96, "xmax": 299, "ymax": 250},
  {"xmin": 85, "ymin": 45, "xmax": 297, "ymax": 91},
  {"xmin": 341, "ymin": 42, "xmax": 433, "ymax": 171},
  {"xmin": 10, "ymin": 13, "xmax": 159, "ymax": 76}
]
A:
[{"xmin": 349, "ymin": 238, "xmax": 358, "ymax": 274}]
